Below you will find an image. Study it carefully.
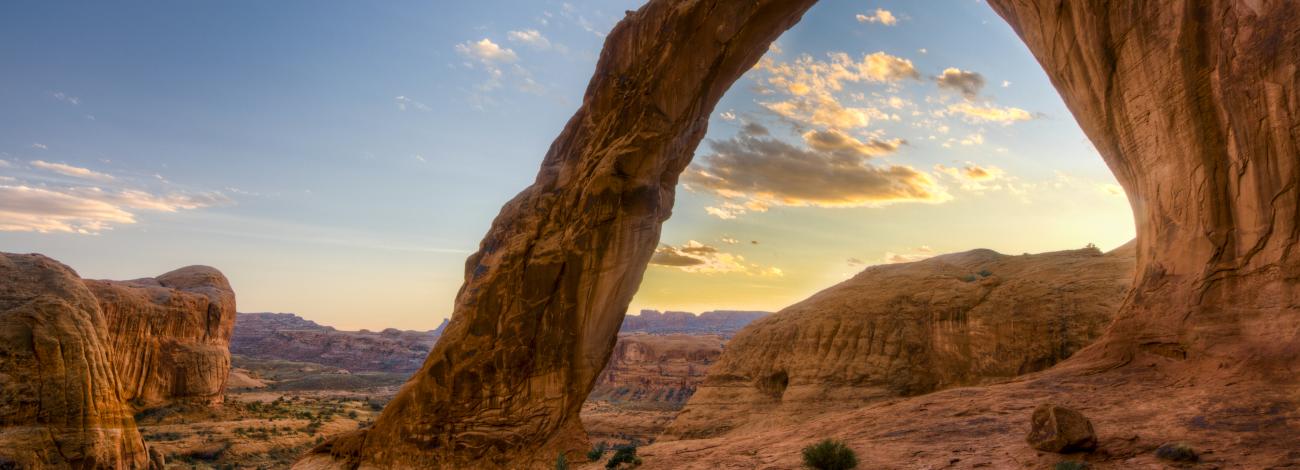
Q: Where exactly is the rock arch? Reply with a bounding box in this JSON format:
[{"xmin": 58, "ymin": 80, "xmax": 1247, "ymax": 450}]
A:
[{"xmin": 300, "ymin": 1, "xmax": 1300, "ymax": 468}]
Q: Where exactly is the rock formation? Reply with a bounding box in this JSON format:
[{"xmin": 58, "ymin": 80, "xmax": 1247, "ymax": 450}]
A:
[
  {"xmin": 85, "ymin": 266, "xmax": 236, "ymax": 408},
  {"xmin": 582, "ymin": 334, "xmax": 724, "ymax": 446},
  {"xmin": 231, "ymin": 313, "xmax": 446, "ymax": 373},
  {"xmin": 0, "ymin": 253, "xmax": 150, "ymax": 468},
  {"xmin": 588, "ymin": 334, "xmax": 723, "ymax": 408},
  {"xmin": 297, "ymin": 2, "xmax": 817, "ymax": 469},
  {"xmin": 663, "ymin": 245, "xmax": 1133, "ymax": 440},
  {"xmin": 620, "ymin": 310, "xmax": 769, "ymax": 337},
  {"xmin": 303, "ymin": 0, "xmax": 1300, "ymax": 467}
]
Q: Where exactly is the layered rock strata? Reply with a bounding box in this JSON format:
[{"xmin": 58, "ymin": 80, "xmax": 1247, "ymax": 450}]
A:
[
  {"xmin": 0, "ymin": 253, "xmax": 150, "ymax": 468},
  {"xmin": 663, "ymin": 245, "xmax": 1134, "ymax": 440},
  {"xmin": 86, "ymin": 266, "xmax": 237, "ymax": 408}
]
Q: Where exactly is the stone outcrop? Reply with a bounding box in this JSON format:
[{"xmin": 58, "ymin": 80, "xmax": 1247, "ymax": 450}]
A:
[
  {"xmin": 303, "ymin": 0, "xmax": 1300, "ymax": 467},
  {"xmin": 85, "ymin": 266, "xmax": 236, "ymax": 408},
  {"xmin": 297, "ymin": 2, "xmax": 818, "ymax": 469},
  {"xmin": 663, "ymin": 245, "xmax": 1133, "ymax": 440},
  {"xmin": 620, "ymin": 310, "xmax": 769, "ymax": 337},
  {"xmin": 231, "ymin": 313, "xmax": 446, "ymax": 373},
  {"xmin": 0, "ymin": 253, "xmax": 150, "ymax": 468}
]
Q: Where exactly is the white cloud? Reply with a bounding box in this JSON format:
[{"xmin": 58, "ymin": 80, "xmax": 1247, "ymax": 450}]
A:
[
  {"xmin": 856, "ymin": 8, "xmax": 899, "ymax": 26},
  {"xmin": 945, "ymin": 102, "xmax": 1035, "ymax": 123},
  {"xmin": 31, "ymin": 143, "xmax": 48, "ymax": 150},
  {"xmin": 394, "ymin": 95, "xmax": 431, "ymax": 111},
  {"xmin": 455, "ymin": 38, "xmax": 518, "ymax": 63},
  {"xmin": 52, "ymin": 92, "xmax": 80, "ymax": 105},
  {"xmin": 719, "ymin": 111, "xmax": 737, "ymax": 121},
  {"xmin": 0, "ymin": 185, "xmax": 230, "ymax": 234},
  {"xmin": 30, "ymin": 160, "xmax": 115, "ymax": 182},
  {"xmin": 935, "ymin": 162, "xmax": 1010, "ymax": 192},
  {"xmin": 507, "ymin": 29, "xmax": 551, "ymax": 49}
]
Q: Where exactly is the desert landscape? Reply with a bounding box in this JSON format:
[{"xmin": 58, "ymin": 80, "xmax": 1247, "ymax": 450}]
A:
[{"xmin": 3, "ymin": 0, "xmax": 1299, "ymax": 469}]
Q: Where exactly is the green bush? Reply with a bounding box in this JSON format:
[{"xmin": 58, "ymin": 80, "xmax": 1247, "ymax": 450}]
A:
[
  {"xmin": 605, "ymin": 446, "xmax": 640, "ymax": 469},
  {"xmin": 1054, "ymin": 461, "xmax": 1089, "ymax": 470},
  {"xmin": 801, "ymin": 439, "xmax": 858, "ymax": 470},
  {"xmin": 555, "ymin": 452, "xmax": 569, "ymax": 470},
  {"xmin": 587, "ymin": 441, "xmax": 607, "ymax": 461},
  {"xmin": 1155, "ymin": 442, "xmax": 1198, "ymax": 462}
]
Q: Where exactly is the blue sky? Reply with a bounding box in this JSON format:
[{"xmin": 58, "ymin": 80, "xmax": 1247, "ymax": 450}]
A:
[{"xmin": 0, "ymin": 1, "xmax": 1133, "ymax": 330}]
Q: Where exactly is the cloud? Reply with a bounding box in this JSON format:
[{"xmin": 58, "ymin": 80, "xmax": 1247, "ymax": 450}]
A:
[
  {"xmin": 719, "ymin": 111, "xmax": 737, "ymax": 121},
  {"xmin": 756, "ymin": 52, "xmax": 920, "ymax": 98},
  {"xmin": 935, "ymin": 162, "xmax": 1009, "ymax": 191},
  {"xmin": 507, "ymin": 29, "xmax": 552, "ymax": 49},
  {"xmin": 764, "ymin": 94, "xmax": 890, "ymax": 130},
  {"xmin": 884, "ymin": 251, "xmax": 934, "ymax": 264},
  {"xmin": 856, "ymin": 8, "xmax": 899, "ymax": 26},
  {"xmin": 394, "ymin": 96, "xmax": 430, "ymax": 111},
  {"xmin": 802, "ymin": 129, "xmax": 903, "ymax": 158},
  {"xmin": 30, "ymin": 160, "xmax": 115, "ymax": 182},
  {"xmin": 649, "ymin": 240, "xmax": 781, "ymax": 276},
  {"xmin": 0, "ymin": 185, "xmax": 230, "ymax": 234},
  {"xmin": 455, "ymin": 38, "xmax": 518, "ymax": 63},
  {"xmin": 935, "ymin": 68, "xmax": 985, "ymax": 99},
  {"xmin": 945, "ymin": 102, "xmax": 1034, "ymax": 123},
  {"xmin": 1098, "ymin": 183, "xmax": 1125, "ymax": 196},
  {"xmin": 847, "ymin": 257, "xmax": 866, "ymax": 266},
  {"xmin": 684, "ymin": 132, "xmax": 949, "ymax": 218},
  {"xmin": 52, "ymin": 92, "xmax": 80, "ymax": 105},
  {"xmin": 721, "ymin": 236, "xmax": 739, "ymax": 244},
  {"xmin": 741, "ymin": 121, "xmax": 770, "ymax": 136},
  {"xmin": 31, "ymin": 143, "xmax": 48, "ymax": 150}
]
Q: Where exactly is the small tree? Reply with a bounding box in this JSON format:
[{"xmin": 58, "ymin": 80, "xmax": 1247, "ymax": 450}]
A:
[
  {"xmin": 587, "ymin": 441, "xmax": 607, "ymax": 461},
  {"xmin": 801, "ymin": 439, "xmax": 858, "ymax": 470},
  {"xmin": 605, "ymin": 445, "xmax": 640, "ymax": 469}
]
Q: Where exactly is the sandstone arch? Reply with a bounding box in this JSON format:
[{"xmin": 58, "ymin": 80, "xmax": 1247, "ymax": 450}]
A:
[{"xmin": 301, "ymin": 1, "xmax": 1300, "ymax": 468}]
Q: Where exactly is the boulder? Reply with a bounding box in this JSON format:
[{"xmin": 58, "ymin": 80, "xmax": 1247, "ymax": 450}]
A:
[{"xmin": 1026, "ymin": 404, "xmax": 1098, "ymax": 453}]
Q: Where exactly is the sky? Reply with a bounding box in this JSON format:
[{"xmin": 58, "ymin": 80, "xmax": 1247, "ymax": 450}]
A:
[{"xmin": 0, "ymin": 0, "xmax": 1134, "ymax": 331}]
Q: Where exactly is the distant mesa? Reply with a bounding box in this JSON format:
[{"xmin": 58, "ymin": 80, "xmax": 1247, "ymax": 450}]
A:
[
  {"xmin": 621, "ymin": 309, "xmax": 771, "ymax": 336},
  {"xmin": 231, "ymin": 312, "xmax": 448, "ymax": 373}
]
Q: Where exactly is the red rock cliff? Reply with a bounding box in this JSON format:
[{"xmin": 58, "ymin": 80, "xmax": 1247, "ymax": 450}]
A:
[{"xmin": 85, "ymin": 266, "xmax": 237, "ymax": 408}]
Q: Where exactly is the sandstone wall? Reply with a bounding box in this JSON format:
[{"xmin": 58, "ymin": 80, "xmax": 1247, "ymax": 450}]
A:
[
  {"xmin": 0, "ymin": 253, "xmax": 151, "ymax": 468},
  {"xmin": 664, "ymin": 245, "xmax": 1134, "ymax": 440},
  {"xmin": 86, "ymin": 266, "xmax": 237, "ymax": 408}
]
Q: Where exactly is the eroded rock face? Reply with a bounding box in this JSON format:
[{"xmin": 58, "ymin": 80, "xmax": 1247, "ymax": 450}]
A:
[
  {"xmin": 1026, "ymin": 403, "xmax": 1097, "ymax": 453},
  {"xmin": 85, "ymin": 266, "xmax": 237, "ymax": 408},
  {"xmin": 298, "ymin": 2, "xmax": 818, "ymax": 469},
  {"xmin": 0, "ymin": 253, "xmax": 150, "ymax": 468},
  {"xmin": 581, "ymin": 334, "xmax": 724, "ymax": 446},
  {"xmin": 305, "ymin": 0, "xmax": 1300, "ymax": 467},
  {"xmin": 663, "ymin": 245, "xmax": 1134, "ymax": 440}
]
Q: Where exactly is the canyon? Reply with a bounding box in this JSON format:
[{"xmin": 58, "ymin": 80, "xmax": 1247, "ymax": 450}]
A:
[{"xmin": 231, "ymin": 313, "xmax": 448, "ymax": 373}]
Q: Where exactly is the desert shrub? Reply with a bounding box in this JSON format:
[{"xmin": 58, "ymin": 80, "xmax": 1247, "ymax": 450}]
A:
[
  {"xmin": 1054, "ymin": 461, "xmax": 1089, "ymax": 470},
  {"xmin": 605, "ymin": 445, "xmax": 640, "ymax": 469},
  {"xmin": 977, "ymin": 269, "xmax": 993, "ymax": 277},
  {"xmin": 555, "ymin": 452, "xmax": 569, "ymax": 470},
  {"xmin": 347, "ymin": 410, "xmax": 359, "ymax": 419},
  {"xmin": 587, "ymin": 441, "xmax": 608, "ymax": 461},
  {"xmin": 801, "ymin": 439, "xmax": 858, "ymax": 470},
  {"xmin": 1155, "ymin": 442, "xmax": 1198, "ymax": 462},
  {"xmin": 961, "ymin": 274, "xmax": 978, "ymax": 282}
]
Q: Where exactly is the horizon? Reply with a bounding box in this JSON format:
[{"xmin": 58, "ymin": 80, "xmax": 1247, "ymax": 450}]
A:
[{"xmin": 0, "ymin": 0, "xmax": 1134, "ymax": 330}]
